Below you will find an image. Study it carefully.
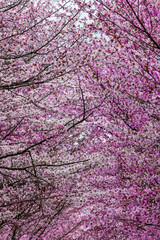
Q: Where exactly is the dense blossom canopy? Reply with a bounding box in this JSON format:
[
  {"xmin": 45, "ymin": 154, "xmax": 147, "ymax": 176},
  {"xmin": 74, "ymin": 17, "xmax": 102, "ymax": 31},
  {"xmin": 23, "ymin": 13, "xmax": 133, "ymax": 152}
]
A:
[{"xmin": 0, "ymin": 0, "xmax": 159, "ymax": 239}]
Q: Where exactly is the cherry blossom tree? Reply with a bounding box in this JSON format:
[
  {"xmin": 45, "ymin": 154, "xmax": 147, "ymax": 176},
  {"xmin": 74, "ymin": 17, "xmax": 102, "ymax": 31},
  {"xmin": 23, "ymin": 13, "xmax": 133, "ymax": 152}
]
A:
[
  {"xmin": 69, "ymin": 0, "xmax": 160, "ymax": 239},
  {"xmin": 0, "ymin": 0, "xmax": 94, "ymax": 238},
  {"xmin": 0, "ymin": 0, "xmax": 160, "ymax": 239}
]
